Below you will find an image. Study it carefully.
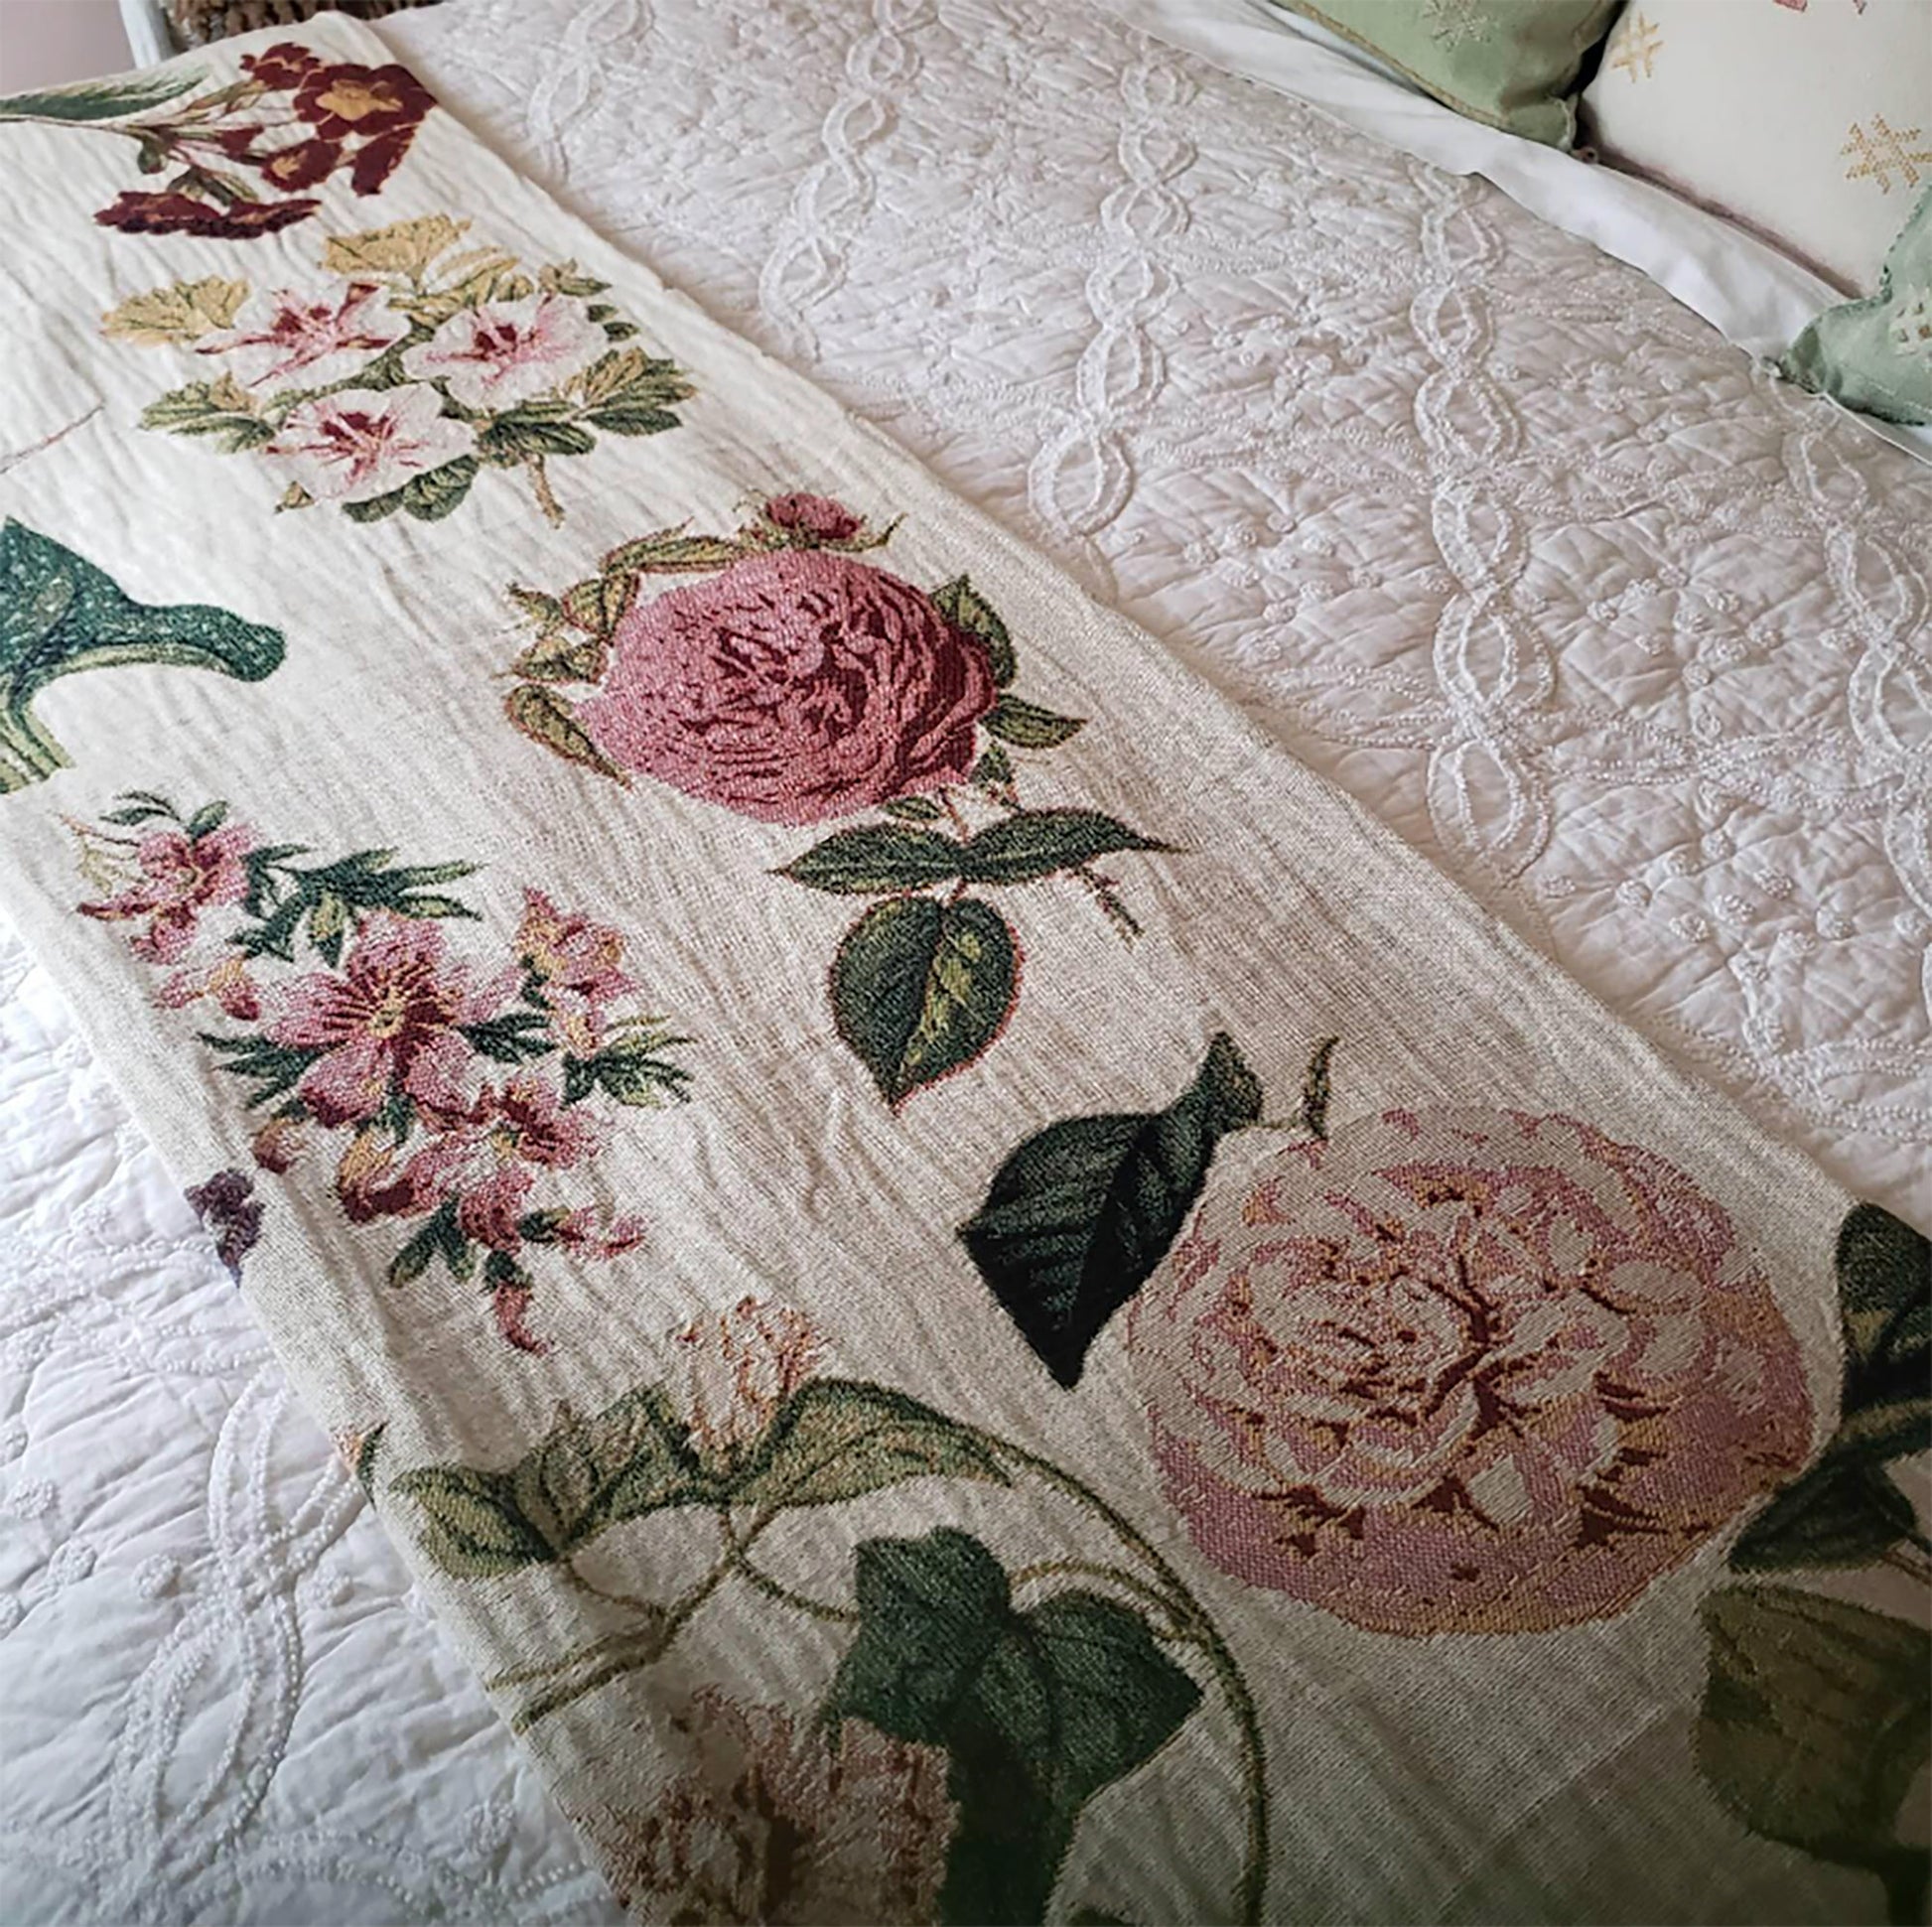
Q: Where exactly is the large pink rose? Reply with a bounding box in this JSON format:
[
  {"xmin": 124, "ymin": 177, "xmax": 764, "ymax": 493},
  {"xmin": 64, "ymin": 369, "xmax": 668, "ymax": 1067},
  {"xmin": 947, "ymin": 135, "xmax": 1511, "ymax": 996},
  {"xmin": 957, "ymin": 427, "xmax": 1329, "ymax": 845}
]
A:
[
  {"xmin": 578, "ymin": 550, "xmax": 999, "ymax": 825},
  {"xmin": 1128, "ymin": 1110, "xmax": 1814, "ymax": 1636}
]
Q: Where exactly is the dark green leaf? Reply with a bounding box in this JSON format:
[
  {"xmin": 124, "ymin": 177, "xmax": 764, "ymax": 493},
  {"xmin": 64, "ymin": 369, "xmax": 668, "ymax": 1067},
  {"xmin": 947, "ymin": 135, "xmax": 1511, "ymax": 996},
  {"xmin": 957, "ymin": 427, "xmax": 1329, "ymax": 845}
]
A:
[
  {"xmin": 728, "ymin": 1380, "xmax": 1010, "ymax": 1509},
  {"xmin": 973, "ymin": 744, "xmax": 1014, "ymax": 787},
  {"xmin": 140, "ymin": 382, "xmax": 274, "ymax": 453},
  {"xmin": 477, "ymin": 418, "xmax": 596, "ymax": 464},
  {"xmin": 1730, "ymin": 1461, "xmax": 1919, "ymax": 1572},
  {"xmin": 932, "ymin": 576, "xmax": 1017, "ymax": 685},
  {"xmin": 602, "ymin": 532, "xmax": 747, "ymax": 575},
  {"xmin": 507, "ymin": 1384, "xmax": 707, "ymax": 1554},
  {"xmin": 776, "ymin": 825, "xmax": 964, "ymax": 895},
  {"xmin": 400, "ymin": 457, "xmax": 481, "ymax": 521},
  {"xmin": 982, "ymin": 695, "xmax": 1086, "ymax": 750},
  {"xmin": 1300, "ymin": 1034, "xmax": 1338, "ymax": 1141},
  {"xmin": 505, "ymin": 682, "xmax": 629, "ymax": 783},
  {"xmin": 391, "ymin": 1464, "xmax": 558, "ymax": 1577},
  {"xmin": 959, "ymin": 1033, "xmax": 1263, "ymax": 1387},
  {"xmin": 959, "ymin": 810, "xmax": 1173, "ymax": 887},
  {"xmin": 0, "ymin": 520, "xmax": 283, "ymax": 790},
  {"xmin": 185, "ymin": 800, "xmax": 228, "ymax": 839},
  {"xmin": 562, "ymin": 1057, "xmax": 597, "ymax": 1106},
  {"xmin": 587, "ymin": 1043, "xmax": 694, "ymax": 1107},
  {"xmin": 882, "ymin": 796, "xmax": 946, "ymax": 821},
  {"xmin": 0, "ymin": 69, "xmax": 203, "ymax": 119},
  {"xmin": 831, "ymin": 896, "xmax": 1018, "ymax": 1105},
  {"xmin": 582, "ymin": 405, "xmax": 681, "ymax": 435},
  {"xmin": 342, "ymin": 485, "xmax": 407, "ymax": 524},
  {"xmin": 1834, "ymin": 1203, "xmax": 1931, "ymax": 1463},
  {"xmin": 306, "ymin": 889, "xmax": 347, "ymax": 966},
  {"xmin": 1698, "ymin": 1584, "xmax": 1930, "ymax": 1923},
  {"xmin": 461, "ymin": 1010, "xmax": 554, "ymax": 1062},
  {"xmin": 203, "ymin": 1033, "xmax": 322, "ymax": 1108},
  {"xmin": 825, "ymin": 1528, "xmax": 1201, "ymax": 1927}
]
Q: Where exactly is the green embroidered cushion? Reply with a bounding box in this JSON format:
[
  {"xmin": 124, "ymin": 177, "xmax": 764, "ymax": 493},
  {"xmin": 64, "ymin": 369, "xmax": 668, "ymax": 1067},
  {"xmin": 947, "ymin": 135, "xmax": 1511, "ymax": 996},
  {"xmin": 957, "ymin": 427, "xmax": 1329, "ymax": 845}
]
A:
[
  {"xmin": 1781, "ymin": 184, "xmax": 1932, "ymax": 427},
  {"xmin": 1264, "ymin": 0, "xmax": 1626, "ymax": 148}
]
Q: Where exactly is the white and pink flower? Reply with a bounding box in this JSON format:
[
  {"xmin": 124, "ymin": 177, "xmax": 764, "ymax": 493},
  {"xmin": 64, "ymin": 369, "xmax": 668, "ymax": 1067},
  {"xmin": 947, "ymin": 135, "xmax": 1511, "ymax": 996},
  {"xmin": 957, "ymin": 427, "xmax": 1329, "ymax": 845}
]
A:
[
  {"xmin": 78, "ymin": 820, "xmax": 256, "ymax": 964},
  {"xmin": 1128, "ymin": 1109, "xmax": 1814, "ymax": 1635},
  {"xmin": 400, "ymin": 292, "xmax": 607, "ymax": 410},
  {"xmin": 516, "ymin": 888, "xmax": 634, "ymax": 1055},
  {"xmin": 674, "ymin": 1297, "xmax": 826, "ymax": 1457},
  {"xmin": 201, "ymin": 280, "xmax": 408, "ymax": 389},
  {"xmin": 260, "ymin": 384, "xmax": 474, "ymax": 504}
]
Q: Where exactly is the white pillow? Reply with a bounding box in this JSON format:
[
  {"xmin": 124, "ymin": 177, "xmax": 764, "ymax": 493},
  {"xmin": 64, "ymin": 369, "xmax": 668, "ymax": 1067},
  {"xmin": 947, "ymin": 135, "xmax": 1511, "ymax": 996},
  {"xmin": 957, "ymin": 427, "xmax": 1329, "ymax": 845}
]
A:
[{"xmin": 1582, "ymin": 0, "xmax": 1932, "ymax": 295}]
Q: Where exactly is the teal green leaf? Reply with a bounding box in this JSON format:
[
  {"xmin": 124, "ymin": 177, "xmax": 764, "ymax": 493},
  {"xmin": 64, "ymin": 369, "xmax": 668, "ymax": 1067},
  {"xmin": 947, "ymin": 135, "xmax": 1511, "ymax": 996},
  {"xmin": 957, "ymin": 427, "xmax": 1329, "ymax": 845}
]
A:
[
  {"xmin": 958, "ymin": 1033, "xmax": 1263, "ymax": 1387},
  {"xmin": 825, "ymin": 1528, "xmax": 1201, "ymax": 1927},
  {"xmin": 831, "ymin": 895, "xmax": 1018, "ymax": 1105},
  {"xmin": 0, "ymin": 69, "xmax": 202, "ymax": 120},
  {"xmin": 777, "ymin": 825, "xmax": 965, "ymax": 895},
  {"xmin": 960, "ymin": 810, "xmax": 1173, "ymax": 886},
  {"xmin": 728, "ymin": 1379, "xmax": 1010, "ymax": 1508},
  {"xmin": 0, "ymin": 520, "xmax": 283, "ymax": 790},
  {"xmin": 932, "ymin": 576, "xmax": 1017, "ymax": 685},
  {"xmin": 1698, "ymin": 1584, "xmax": 1930, "ymax": 1924},
  {"xmin": 982, "ymin": 695, "xmax": 1086, "ymax": 750}
]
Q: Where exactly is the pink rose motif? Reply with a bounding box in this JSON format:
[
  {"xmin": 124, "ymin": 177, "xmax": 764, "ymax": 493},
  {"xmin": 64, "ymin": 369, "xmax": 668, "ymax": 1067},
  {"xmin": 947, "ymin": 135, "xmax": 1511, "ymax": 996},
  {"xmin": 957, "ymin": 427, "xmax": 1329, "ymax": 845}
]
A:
[
  {"xmin": 401, "ymin": 293, "xmax": 607, "ymax": 410},
  {"xmin": 260, "ymin": 385, "xmax": 474, "ymax": 504},
  {"xmin": 265, "ymin": 913, "xmax": 511, "ymax": 1128},
  {"xmin": 674, "ymin": 1296, "xmax": 826, "ymax": 1456},
  {"xmin": 763, "ymin": 492, "xmax": 866, "ymax": 543},
  {"xmin": 1128, "ymin": 1110, "xmax": 1814, "ymax": 1636},
  {"xmin": 568, "ymin": 1690, "xmax": 955, "ymax": 1925},
  {"xmin": 157, "ymin": 951, "xmax": 261, "ymax": 1021},
  {"xmin": 579, "ymin": 550, "xmax": 1000, "ymax": 825},
  {"xmin": 516, "ymin": 888, "xmax": 634, "ymax": 1055},
  {"xmin": 201, "ymin": 281, "xmax": 408, "ymax": 389},
  {"xmin": 78, "ymin": 821, "xmax": 255, "ymax": 964}
]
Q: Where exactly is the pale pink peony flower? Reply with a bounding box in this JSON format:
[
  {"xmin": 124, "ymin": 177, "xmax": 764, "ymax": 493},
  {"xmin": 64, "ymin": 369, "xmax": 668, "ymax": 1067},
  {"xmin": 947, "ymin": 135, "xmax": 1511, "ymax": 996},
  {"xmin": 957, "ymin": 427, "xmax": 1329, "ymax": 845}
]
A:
[
  {"xmin": 400, "ymin": 293, "xmax": 607, "ymax": 410},
  {"xmin": 79, "ymin": 822, "xmax": 255, "ymax": 964},
  {"xmin": 580, "ymin": 550, "xmax": 999, "ymax": 825},
  {"xmin": 260, "ymin": 385, "xmax": 474, "ymax": 504},
  {"xmin": 674, "ymin": 1296, "xmax": 826, "ymax": 1455},
  {"xmin": 265, "ymin": 913, "xmax": 511, "ymax": 1129},
  {"xmin": 1128, "ymin": 1109, "xmax": 1814, "ymax": 1636},
  {"xmin": 201, "ymin": 281, "xmax": 408, "ymax": 389},
  {"xmin": 570, "ymin": 1691, "xmax": 955, "ymax": 1925}
]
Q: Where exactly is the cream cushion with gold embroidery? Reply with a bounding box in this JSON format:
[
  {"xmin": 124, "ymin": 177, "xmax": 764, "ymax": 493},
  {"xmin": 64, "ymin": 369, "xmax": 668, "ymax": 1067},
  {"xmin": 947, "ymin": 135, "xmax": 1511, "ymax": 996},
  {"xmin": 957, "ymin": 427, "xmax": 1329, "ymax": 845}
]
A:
[{"xmin": 1582, "ymin": 0, "xmax": 1932, "ymax": 294}]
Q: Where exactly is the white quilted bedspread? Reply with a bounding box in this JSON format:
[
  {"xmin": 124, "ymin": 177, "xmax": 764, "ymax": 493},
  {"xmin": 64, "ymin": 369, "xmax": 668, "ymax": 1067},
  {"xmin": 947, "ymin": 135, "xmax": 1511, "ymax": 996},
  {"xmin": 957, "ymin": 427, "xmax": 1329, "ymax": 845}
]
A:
[{"xmin": 3, "ymin": 0, "xmax": 1928, "ymax": 1915}]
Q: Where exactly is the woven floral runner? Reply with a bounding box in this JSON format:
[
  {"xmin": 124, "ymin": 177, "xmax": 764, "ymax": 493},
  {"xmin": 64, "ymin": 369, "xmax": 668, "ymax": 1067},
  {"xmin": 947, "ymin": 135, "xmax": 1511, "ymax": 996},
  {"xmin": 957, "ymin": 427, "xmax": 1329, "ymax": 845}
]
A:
[{"xmin": 1, "ymin": 20, "xmax": 1926, "ymax": 1924}]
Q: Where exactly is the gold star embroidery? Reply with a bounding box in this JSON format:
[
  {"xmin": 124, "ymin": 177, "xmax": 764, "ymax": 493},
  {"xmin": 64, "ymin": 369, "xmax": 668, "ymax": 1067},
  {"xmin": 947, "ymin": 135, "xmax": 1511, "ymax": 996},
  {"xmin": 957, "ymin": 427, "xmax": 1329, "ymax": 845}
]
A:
[
  {"xmin": 1610, "ymin": 12, "xmax": 1663, "ymax": 82},
  {"xmin": 1842, "ymin": 114, "xmax": 1932, "ymax": 193}
]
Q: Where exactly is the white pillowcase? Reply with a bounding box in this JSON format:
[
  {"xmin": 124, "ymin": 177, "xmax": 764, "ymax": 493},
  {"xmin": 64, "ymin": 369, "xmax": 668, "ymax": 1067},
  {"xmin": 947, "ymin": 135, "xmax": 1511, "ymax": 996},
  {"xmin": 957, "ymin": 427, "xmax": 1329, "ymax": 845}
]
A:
[{"xmin": 1582, "ymin": 0, "xmax": 1932, "ymax": 295}]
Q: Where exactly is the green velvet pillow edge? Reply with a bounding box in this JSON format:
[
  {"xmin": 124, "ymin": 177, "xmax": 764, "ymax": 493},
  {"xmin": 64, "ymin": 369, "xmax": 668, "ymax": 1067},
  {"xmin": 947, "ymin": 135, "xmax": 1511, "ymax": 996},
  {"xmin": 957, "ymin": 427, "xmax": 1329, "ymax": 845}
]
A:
[
  {"xmin": 1779, "ymin": 181, "xmax": 1932, "ymax": 429},
  {"xmin": 1269, "ymin": 0, "xmax": 1624, "ymax": 149}
]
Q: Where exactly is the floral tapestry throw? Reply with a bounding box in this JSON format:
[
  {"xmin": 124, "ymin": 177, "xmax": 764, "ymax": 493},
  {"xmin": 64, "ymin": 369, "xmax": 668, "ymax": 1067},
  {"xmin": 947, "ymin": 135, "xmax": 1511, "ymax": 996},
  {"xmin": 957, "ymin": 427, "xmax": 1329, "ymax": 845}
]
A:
[{"xmin": 0, "ymin": 20, "xmax": 1926, "ymax": 1926}]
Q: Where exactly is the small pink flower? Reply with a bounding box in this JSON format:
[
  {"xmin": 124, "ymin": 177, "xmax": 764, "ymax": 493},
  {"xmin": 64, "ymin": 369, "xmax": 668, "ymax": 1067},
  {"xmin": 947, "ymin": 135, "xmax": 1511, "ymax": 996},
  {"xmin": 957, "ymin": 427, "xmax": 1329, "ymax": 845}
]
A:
[
  {"xmin": 157, "ymin": 951, "xmax": 261, "ymax": 1020},
  {"xmin": 580, "ymin": 550, "xmax": 999, "ymax": 826},
  {"xmin": 400, "ymin": 293, "xmax": 607, "ymax": 410},
  {"xmin": 260, "ymin": 385, "xmax": 474, "ymax": 504},
  {"xmin": 569, "ymin": 1691, "xmax": 954, "ymax": 1924},
  {"xmin": 387, "ymin": 1073, "xmax": 605, "ymax": 1249},
  {"xmin": 674, "ymin": 1297, "xmax": 825, "ymax": 1456},
  {"xmin": 201, "ymin": 281, "xmax": 408, "ymax": 389},
  {"xmin": 265, "ymin": 913, "xmax": 510, "ymax": 1129},
  {"xmin": 763, "ymin": 492, "xmax": 865, "ymax": 543},
  {"xmin": 516, "ymin": 888, "xmax": 633, "ymax": 1054},
  {"xmin": 1129, "ymin": 1110, "xmax": 1814, "ymax": 1636},
  {"xmin": 79, "ymin": 821, "xmax": 255, "ymax": 963},
  {"xmin": 553, "ymin": 1207, "xmax": 648, "ymax": 1257}
]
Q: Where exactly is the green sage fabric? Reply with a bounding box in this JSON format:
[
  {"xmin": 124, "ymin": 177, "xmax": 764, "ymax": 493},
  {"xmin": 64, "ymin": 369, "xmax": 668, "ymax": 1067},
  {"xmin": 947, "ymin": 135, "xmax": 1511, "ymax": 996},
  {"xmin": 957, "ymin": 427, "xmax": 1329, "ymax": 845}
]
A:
[
  {"xmin": 1781, "ymin": 184, "xmax": 1932, "ymax": 427},
  {"xmin": 1267, "ymin": 0, "xmax": 1624, "ymax": 148}
]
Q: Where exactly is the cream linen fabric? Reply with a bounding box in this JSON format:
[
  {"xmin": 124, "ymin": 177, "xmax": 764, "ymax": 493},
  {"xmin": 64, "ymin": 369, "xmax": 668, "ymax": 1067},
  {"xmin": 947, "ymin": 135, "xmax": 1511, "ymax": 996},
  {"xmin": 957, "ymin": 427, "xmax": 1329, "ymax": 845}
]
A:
[{"xmin": 0, "ymin": 17, "xmax": 1920, "ymax": 1926}]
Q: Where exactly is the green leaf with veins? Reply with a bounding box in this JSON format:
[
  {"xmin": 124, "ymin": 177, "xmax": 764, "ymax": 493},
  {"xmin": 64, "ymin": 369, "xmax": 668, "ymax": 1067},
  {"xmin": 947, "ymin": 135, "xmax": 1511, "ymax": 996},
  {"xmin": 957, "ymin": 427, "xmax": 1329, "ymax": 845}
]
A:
[{"xmin": 0, "ymin": 70, "xmax": 203, "ymax": 120}]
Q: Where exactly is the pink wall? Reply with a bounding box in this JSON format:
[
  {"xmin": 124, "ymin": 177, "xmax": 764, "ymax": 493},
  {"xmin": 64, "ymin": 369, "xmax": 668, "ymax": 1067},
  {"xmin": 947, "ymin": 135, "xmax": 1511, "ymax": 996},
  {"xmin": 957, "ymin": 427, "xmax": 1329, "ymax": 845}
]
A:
[{"xmin": 0, "ymin": 1, "xmax": 134, "ymax": 90}]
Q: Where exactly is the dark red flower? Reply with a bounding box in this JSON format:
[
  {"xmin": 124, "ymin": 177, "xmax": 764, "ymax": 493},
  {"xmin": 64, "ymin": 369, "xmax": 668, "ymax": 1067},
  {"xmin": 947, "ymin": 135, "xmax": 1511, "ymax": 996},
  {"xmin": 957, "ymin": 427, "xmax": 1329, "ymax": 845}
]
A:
[
  {"xmin": 254, "ymin": 135, "xmax": 344, "ymax": 192},
  {"xmin": 347, "ymin": 126, "xmax": 418, "ymax": 197},
  {"xmin": 294, "ymin": 62, "xmax": 434, "ymax": 142},
  {"xmin": 239, "ymin": 42, "xmax": 323, "ymax": 90},
  {"xmin": 94, "ymin": 192, "xmax": 320, "ymax": 238}
]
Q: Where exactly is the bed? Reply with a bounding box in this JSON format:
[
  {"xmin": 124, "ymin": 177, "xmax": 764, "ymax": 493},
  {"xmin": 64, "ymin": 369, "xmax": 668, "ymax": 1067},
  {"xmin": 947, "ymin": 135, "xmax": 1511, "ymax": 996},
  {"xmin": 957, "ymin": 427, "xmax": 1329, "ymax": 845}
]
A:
[{"xmin": 2, "ymin": 1, "xmax": 1926, "ymax": 1920}]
